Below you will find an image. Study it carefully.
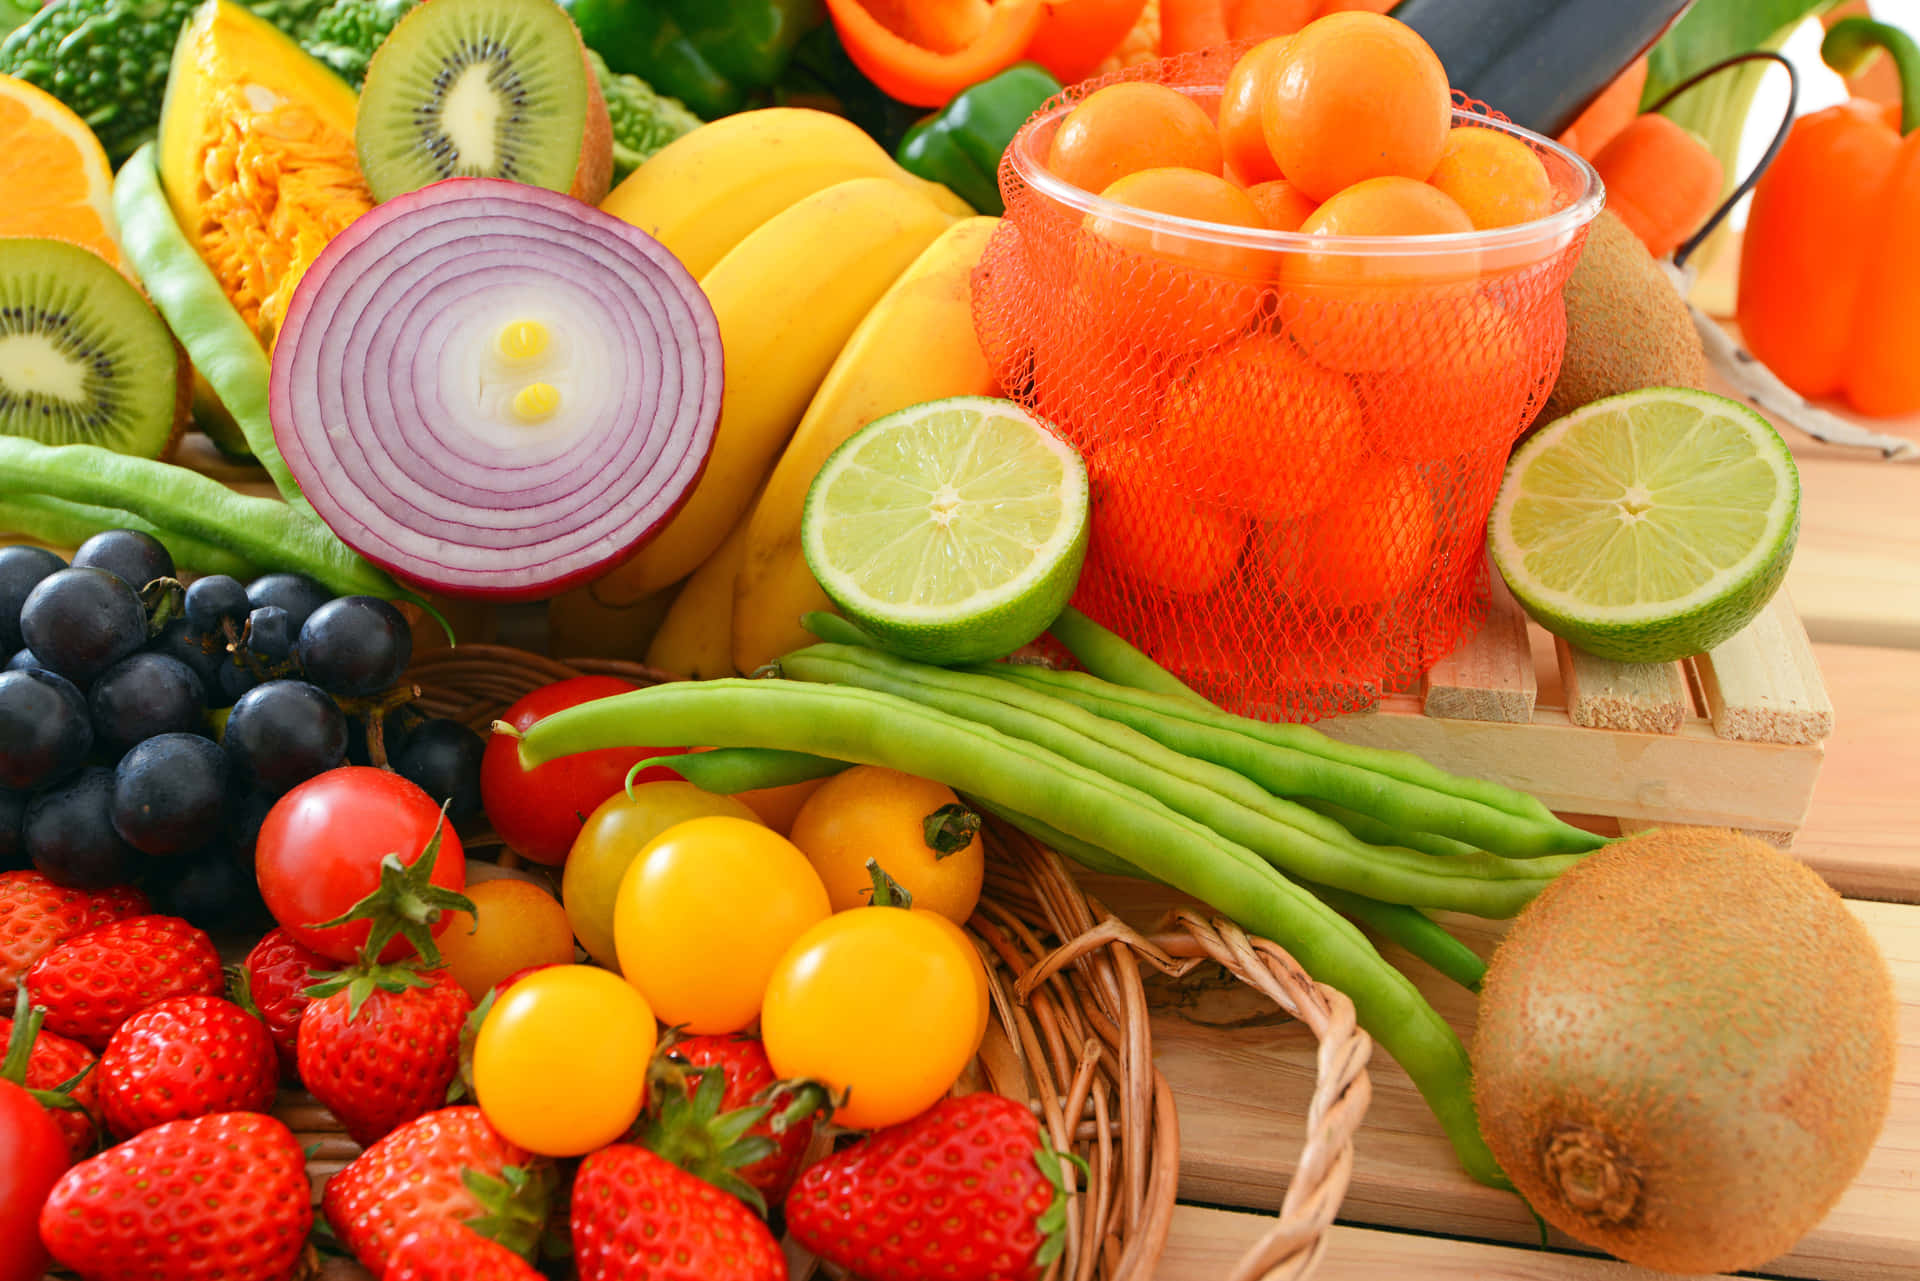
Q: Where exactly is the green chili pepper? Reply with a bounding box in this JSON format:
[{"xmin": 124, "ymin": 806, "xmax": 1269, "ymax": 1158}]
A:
[
  {"xmin": 896, "ymin": 62, "xmax": 1061, "ymax": 215},
  {"xmin": 111, "ymin": 144, "xmax": 304, "ymax": 512},
  {"xmin": 509, "ymin": 677, "xmax": 1510, "ymax": 1189},
  {"xmin": 559, "ymin": 0, "xmax": 824, "ymax": 120},
  {"xmin": 625, "ymin": 746, "xmax": 849, "ymax": 797}
]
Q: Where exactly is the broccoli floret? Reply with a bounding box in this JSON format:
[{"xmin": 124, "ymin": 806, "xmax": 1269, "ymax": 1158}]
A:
[
  {"xmin": 0, "ymin": 0, "xmax": 204, "ymax": 162},
  {"xmin": 299, "ymin": 0, "xmax": 412, "ymax": 86},
  {"xmin": 588, "ymin": 49, "xmax": 702, "ymax": 186}
]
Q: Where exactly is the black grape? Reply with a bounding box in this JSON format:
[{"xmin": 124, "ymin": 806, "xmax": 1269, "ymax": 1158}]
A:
[
  {"xmin": 0, "ymin": 546, "xmax": 65, "ymax": 654},
  {"xmin": 296, "ymin": 597, "xmax": 412, "ymax": 698},
  {"xmin": 0, "ymin": 668, "xmax": 92, "ymax": 790},
  {"xmin": 146, "ymin": 841, "xmax": 268, "ymax": 933},
  {"xmin": 112, "ymin": 733, "xmax": 229, "ymax": 856},
  {"xmin": 0, "ymin": 788, "xmax": 26, "ymax": 872},
  {"xmin": 244, "ymin": 605, "xmax": 296, "ymax": 664},
  {"xmin": 245, "ymin": 573, "xmax": 332, "ymax": 636},
  {"xmin": 89, "ymin": 653, "xmax": 207, "ymax": 755},
  {"xmin": 19, "ymin": 567, "xmax": 147, "ymax": 684},
  {"xmin": 213, "ymin": 657, "xmax": 263, "ymax": 709},
  {"xmin": 183, "ymin": 575, "xmax": 249, "ymax": 635},
  {"xmin": 224, "ymin": 680, "xmax": 346, "ymax": 795},
  {"xmin": 224, "ymin": 788, "xmax": 276, "ymax": 864},
  {"xmin": 70, "ymin": 529, "xmax": 174, "ymax": 593},
  {"xmin": 147, "ymin": 619, "xmax": 226, "ymax": 699},
  {"xmin": 27, "ymin": 767, "xmax": 142, "ymax": 890},
  {"xmin": 5, "ymin": 649, "xmax": 52, "ymax": 677},
  {"xmin": 393, "ymin": 718, "xmax": 486, "ymax": 829}
]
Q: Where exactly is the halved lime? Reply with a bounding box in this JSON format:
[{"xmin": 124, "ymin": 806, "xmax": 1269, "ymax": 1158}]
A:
[
  {"xmin": 801, "ymin": 396, "xmax": 1090, "ymax": 665},
  {"xmin": 1488, "ymin": 388, "xmax": 1799, "ymax": 663}
]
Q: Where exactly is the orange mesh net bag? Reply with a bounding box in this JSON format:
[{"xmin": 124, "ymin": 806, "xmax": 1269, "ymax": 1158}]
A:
[{"xmin": 973, "ymin": 49, "xmax": 1601, "ymax": 722}]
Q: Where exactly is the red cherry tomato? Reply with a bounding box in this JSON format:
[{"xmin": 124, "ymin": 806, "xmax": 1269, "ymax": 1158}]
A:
[
  {"xmin": 3, "ymin": 1079, "xmax": 67, "ymax": 1281},
  {"xmin": 256, "ymin": 766, "xmax": 467, "ymax": 964},
  {"xmin": 481, "ymin": 677, "xmax": 685, "ymax": 866}
]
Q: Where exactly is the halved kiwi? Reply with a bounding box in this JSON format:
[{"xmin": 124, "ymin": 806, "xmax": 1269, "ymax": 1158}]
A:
[
  {"xmin": 355, "ymin": 0, "xmax": 613, "ymax": 206},
  {"xmin": 0, "ymin": 238, "xmax": 183, "ymax": 461}
]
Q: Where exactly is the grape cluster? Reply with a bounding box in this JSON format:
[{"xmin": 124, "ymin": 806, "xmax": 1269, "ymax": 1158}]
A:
[{"xmin": 0, "ymin": 531, "xmax": 485, "ymax": 925}]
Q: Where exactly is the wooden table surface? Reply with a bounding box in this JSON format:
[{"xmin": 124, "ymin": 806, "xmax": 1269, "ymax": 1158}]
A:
[{"xmin": 1144, "ymin": 396, "xmax": 1920, "ymax": 1280}]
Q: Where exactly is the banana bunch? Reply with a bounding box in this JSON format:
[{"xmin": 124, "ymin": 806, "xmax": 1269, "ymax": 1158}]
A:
[{"xmin": 580, "ymin": 107, "xmax": 1002, "ymax": 678}]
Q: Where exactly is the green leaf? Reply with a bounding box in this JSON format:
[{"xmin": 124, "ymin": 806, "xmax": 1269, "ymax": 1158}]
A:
[{"xmin": 1644, "ymin": 0, "xmax": 1843, "ymax": 104}]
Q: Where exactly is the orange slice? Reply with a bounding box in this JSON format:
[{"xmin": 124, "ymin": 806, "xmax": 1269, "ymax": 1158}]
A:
[{"xmin": 0, "ymin": 74, "xmax": 125, "ymax": 270}]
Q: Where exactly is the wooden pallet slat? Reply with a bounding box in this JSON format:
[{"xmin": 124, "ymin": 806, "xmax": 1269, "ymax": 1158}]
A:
[
  {"xmin": 1420, "ymin": 574, "xmax": 1537, "ymax": 723},
  {"xmin": 1556, "ymin": 640, "xmax": 1692, "ymax": 735},
  {"xmin": 1696, "ymin": 591, "xmax": 1835, "ymax": 745}
]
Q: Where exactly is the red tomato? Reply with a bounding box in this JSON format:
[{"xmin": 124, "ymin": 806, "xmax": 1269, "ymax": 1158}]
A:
[
  {"xmin": 2, "ymin": 1079, "xmax": 67, "ymax": 1281},
  {"xmin": 256, "ymin": 767, "xmax": 467, "ymax": 964},
  {"xmin": 481, "ymin": 677, "xmax": 683, "ymax": 866}
]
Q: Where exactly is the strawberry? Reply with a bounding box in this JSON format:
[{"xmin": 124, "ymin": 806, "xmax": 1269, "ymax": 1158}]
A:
[
  {"xmin": 293, "ymin": 818, "xmax": 477, "ymax": 1146},
  {"xmin": 99, "ymin": 994, "xmax": 279, "ymax": 1138},
  {"xmin": 785, "ymin": 1093, "xmax": 1082, "ymax": 1281},
  {"xmin": 572, "ymin": 1144, "xmax": 788, "ymax": 1281},
  {"xmin": 323, "ymin": 1105, "xmax": 555, "ymax": 1276},
  {"xmin": 386, "ymin": 1217, "xmax": 545, "ymax": 1281},
  {"xmin": 655, "ymin": 1033, "xmax": 826, "ymax": 1208},
  {"xmin": 25, "ymin": 914, "xmax": 223, "ymax": 1050},
  {"xmin": 240, "ymin": 926, "xmax": 330, "ymax": 1070},
  {"xmin": 0, "ymin": 986, "xmax": 99, "ymax": 1163},
  {"xmin": 0, "ymin": 870, "xmax": 148, "ymax": 987},
  {"xmin": 39, "ymin": 1110, "xmax": 312, "ymax": 1281}
]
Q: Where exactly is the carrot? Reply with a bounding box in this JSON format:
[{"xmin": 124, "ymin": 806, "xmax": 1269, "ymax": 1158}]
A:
[
  {"xmin": 1160, "ymin": 0, "xmax": 1229, "ymax": 53},
  {"xmin": 1227, "ymin": 0, "xmax": 1312, "ymax": 40},
  {"xmin": 1312, "ymin": 0, "xmax": 1397, "ymax": 14},
  {"xmin": 1557, "ymin": 55, "xmax": 1649, "ymax": 160},
  {"xmin": 1591, "ymin": 112, "xmax": 1725, "ymax": 260}
]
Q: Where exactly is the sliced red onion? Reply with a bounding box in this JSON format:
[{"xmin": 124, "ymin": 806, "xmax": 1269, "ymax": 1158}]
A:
[{"xmin": 269, "ymin": 177, "xmax": 722, "ymax": 601}]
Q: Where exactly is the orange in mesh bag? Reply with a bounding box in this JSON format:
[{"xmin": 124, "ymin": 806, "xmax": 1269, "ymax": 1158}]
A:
[{"xmin": 974, "ymin": 48, "xmax": 1600, "ymax": 721}]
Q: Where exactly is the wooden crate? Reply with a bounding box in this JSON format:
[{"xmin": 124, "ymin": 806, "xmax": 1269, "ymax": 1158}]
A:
[{"xmin": 1313, "ymin": 569, "xmax": 1832, "ymax": 844}]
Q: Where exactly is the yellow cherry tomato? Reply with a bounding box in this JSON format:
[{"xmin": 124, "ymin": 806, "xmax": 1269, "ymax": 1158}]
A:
[
  {"xmin": 472, "ymin": 964, "xmax": 657, "ymax": 1156},
  {"xmin": 761, "ymin": 906, "xmax": 988, "ymax": 1130},
  {"xmin": 731, "ymin": 775, "xmax": 828, "ymax": 836},
  {"xmin": 437, "ymin": 877, "xmax": 578, "ymax": 1002},
  {"xmin": 613, "ymin": 816, "xmax": 831, "ymax": 1034},
  {"xmin": 788, "ymin": 766, "xmax": 985, "ymax": 924},
  {"xmin": 563, "ymin": 783, "xmax": 762, "ymax": 968}
]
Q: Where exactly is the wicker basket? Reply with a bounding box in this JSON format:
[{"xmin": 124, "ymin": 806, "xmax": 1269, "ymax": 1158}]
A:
[{"xmin": 298, "ymin": 645, "xmax": 1375, "ymax": 1281}]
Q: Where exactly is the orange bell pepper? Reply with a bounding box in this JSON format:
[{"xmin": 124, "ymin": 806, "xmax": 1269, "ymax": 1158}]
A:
[
  {"xmin": 1737, "ymin": 17, "xmax": 1920, "ymax": 418},
  {"xmin": 823, "ymin": 0, "xmax": 1047, "ymax": 107}
]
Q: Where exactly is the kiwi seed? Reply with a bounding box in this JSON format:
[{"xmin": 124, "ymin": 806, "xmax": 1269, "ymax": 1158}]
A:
[{"xmin": 0, "ymin": 237, "xmax": 181, "ymax": 460}]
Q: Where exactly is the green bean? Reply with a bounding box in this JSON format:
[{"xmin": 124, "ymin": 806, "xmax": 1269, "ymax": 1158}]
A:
[
  {"xmin": 0, "ymin": 494, "xmax": 262, "ymax": 580},
  {"xmin": 801, "ymin": 611, "xmax": 879, "ymax": 648},
  {"xmin": 1291, "ymin": 798, "xmax": 1483, "ymax": 861},
  {"xmin": 624, "ymin": 747, "xmax": 849, "ymax": 798},
  {"xmin": 512, "ymin": 678, "xmax": 1509, "ymax": 1188},
  {"xmin": 780, "ymin": 644, "xmax": 1573, "ymax": 917},
  {"xmin": 1046, "ymin": 607, "xmax": 1210, "ymax": 706},
  {"xmin": 113, "ymin": 145, "xmax": 307, "ymax": 512},
  {"xmin": 0, "ymin": 436, "xmax": 448, "ymax": 639},
  {"xmin": 981, "ymin": 802, "xmax": 1486, "ymax": 990},
  {"xmin": 984, "ymin": 665, "xmax": 1601, "ymax": 857}
]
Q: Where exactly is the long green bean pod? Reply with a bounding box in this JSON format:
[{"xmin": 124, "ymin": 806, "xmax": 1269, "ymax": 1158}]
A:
[
  {"xmin": 1291, "ymin": 798, "xmax": 1483, "ymax": 861},
  {"xmin": 983, "ymin": 802, "xmax": 1487, "ymax": 990},
  {"xmin": 1046, "ymin": 607, "xmax": 1211, "ymax": 706},
  {"xmin": 780, "ymin": 644, "xmax": 1575, "ymax": 918},
  {"xmin": 625, "ymin": 747, "xmax": 849, "ymax": 797},
  {"xmin": 0, "ymin": 494, "xmax": 262, "ymax": 580},
  {"xmin": 511, "ymin": 678, "xmax": 1508, "ymax": 1188},
  {"xmin": 0, "ymin": 437, "xmax": 445, "ymax": 632},
  {"xmin": 984, "ymin": 665, "xmax": 1602, "ymax": 856}
]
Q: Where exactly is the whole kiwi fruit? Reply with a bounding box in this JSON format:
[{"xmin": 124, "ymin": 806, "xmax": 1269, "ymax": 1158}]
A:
[
  {"xmin": 1541, "ymin": 209, "xmax": 1708, "ymax": 424},
  {"xmin": 1473, "ymin": 827, "xmax": 1896, "ymax": 1274}
]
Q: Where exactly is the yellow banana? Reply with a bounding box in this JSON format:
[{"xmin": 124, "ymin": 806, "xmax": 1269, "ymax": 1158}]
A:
[
  {"xmin": 731, "ymin": 217, "xmax": 1001, "ymax": 673},
  {"xmin": 644, "ymin": 509, "xmax": 754, "ymax": 680},
  {"xmin": 594, "ymin": 176, "xmax": 955, "ymax": 604},
  {"xmin": 599, "ymin": 107, "xmax": 970, "ymax": 280}
]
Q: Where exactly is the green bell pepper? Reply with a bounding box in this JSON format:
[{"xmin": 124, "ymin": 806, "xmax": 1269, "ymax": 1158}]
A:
[
  {"xmin": 895, "ymin": 62, "xmax": 1061, "ymax": 216},
  {"xmin": 559, "ymin": 0, "xmax": 825, "ymax": 120}
]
